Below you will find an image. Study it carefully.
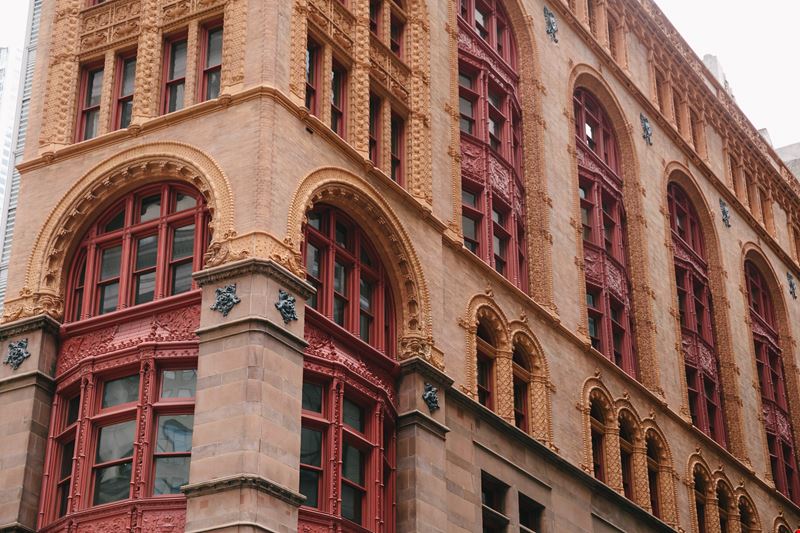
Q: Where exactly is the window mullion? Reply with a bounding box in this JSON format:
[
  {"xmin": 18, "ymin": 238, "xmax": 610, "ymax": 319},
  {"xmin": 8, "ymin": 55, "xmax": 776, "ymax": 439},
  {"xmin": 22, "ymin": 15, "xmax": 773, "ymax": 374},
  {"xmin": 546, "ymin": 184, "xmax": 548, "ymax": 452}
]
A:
[
  {"xmin": 74, "ymin": 375, "xmax": 97, "ymax": 512},
  {"xmin": 155, "ymin": 220, "xmax": 169, "ymax": 300},
  {"xmin": 83, "ymin": 244, "xmax": 98, "ymax": 320},
  {"xmin": 117, "ymin": 232, "xmax": 134, "ymax": 310}
]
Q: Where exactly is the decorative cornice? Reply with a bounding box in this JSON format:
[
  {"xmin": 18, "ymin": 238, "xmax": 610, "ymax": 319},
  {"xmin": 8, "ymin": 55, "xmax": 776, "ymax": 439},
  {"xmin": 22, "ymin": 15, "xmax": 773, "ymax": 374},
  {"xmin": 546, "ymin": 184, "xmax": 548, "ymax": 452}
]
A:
[
  {"xmin": 194, "ymin": 258, "xmax": 316, "ymax": 300},
  {"xmin": 397, "ymin": 409, "xmax": 449, "ymax": 440},
  {"xmin": 0, "ymin": 370, "xmax": 56, "ymax": 395},
  {"xmin": 0, "ymin": 522, "xmax": 37, "ymax": 533},
  {"xmin": 195, "ymin": 315, "xmax": 308, "ymax": 355},
  {"xmin": 0, "ymin": 314, "xmax": 61, "ymax": 340},
  {"xmin": 399, "ymin": 356, "xmax": 454, "ymax": 387},
  {"xmin": 182, "ymin": 474, "xmax": 305, "ymax": 507}
]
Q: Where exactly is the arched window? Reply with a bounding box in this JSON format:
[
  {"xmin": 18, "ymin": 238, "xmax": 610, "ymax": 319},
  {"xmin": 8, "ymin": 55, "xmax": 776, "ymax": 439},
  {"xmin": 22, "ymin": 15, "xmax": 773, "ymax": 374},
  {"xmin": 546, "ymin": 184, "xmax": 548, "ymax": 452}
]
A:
[
  {"xmin": 65, "ymin": 183, "xmax": 209, "ymax": 321},
  {"xmin": 618, "ymin": 414, "xmax": 636, "ymax": 500},
  {"xmin": 668, "ymin": 183, "xmax": 726, "ymax": 446},
  {"xmin": 458, "ymin": 0, "xmax": 527, "ymax": 291},
  {"xmin": 512, "ymin": 346, "xmax": 530, "ymax": 431},
  {"xmin": 717, "ymin": 483, "xmax": 733, "ymax": 533},
  {"xmin": 737, "ymin": 496, "xmax": 757, "ymax": 533},
  {"xmin": 574, "ymin": 88, "xmax": 636, "ymax": 377},
  {"xmin": 476, "ymin": 322, "xmax": 497, "ymax": 411},
  {"xmin": 694, "ymin": 468, "xmax": 710, "ymax": 533},
  {"xmin": 745, "ymin": 259, "xmax": 799, "ymax": 502},
  {"xmin": 300, "ymin": 205, "xmax": 398, "ymax": 532},
  {"xmin": 304, "ymin": 205, "xmax": 394, "ymax": 355},
  {"xmin": 39, "ymin": 183, "xmax": 208, "ymax": 529},
  {"xmin": 645, "ymin": 431, "xmax": 664, "ymax": 519},
  {"xmin": 590, "ymin": 399, "xmax": 607, "ymax": 482}
]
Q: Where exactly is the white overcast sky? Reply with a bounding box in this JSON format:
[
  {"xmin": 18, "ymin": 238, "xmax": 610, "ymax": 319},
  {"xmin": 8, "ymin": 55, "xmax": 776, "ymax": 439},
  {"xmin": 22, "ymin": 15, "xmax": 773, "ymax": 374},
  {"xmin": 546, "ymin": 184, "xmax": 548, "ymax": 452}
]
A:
[{"xmin": 0, "ymin": 1, "xmax": 796, "ymax": 147}]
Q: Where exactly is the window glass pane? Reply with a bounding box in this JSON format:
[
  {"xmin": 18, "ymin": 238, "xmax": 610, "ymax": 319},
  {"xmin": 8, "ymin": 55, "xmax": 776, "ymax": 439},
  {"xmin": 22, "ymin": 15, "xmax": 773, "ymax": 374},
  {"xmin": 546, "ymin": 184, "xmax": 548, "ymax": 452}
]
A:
[
  {"xmin": 205, "ymin": 70, "xmax": 221, "ymax": 100},
  {"xmin": 459, "ymin": 96, "xmax": 473, "ymax": 117},
  {"xmin": 135, "ymin": 271, "xmax": 156, "ymax": 304},
  {"xmin": 136, "ymin": 235, "xmax": 158, "ymax": 270},
  {"xmin": 96, "ymin": 420, "xmax": 136, "ymax": 462},
  {"xmin": 206, "ymin": 28, "xmax": 223, "ymax": 68},
  {"xmin": 161, "ymin": 369, "xmax": 197, "ymax": 398},
  {"xmin": 302, "ymin": 382, "xmax": 323, "ymax": 413},
  {"xmin": 119, "ymin": 100, "xmax": 133, "ymax": 129},
  {"xmin": 342, "ymin": 443, "xmax": 364, "ymax": 484},
  {"xmin": 140, "ymin": 194, "xmax": 161, "ymax": 222},
  {"xmin": 104, "ymin": 210, "xmax": 125, "ymax": 233},
  {"xmin": 172, "ymin": 225, "xmax": 195, "ymax": 260},
  {"xmin": 458, "ymin": 72, "xmax": 472, "ymax": 89},
  {"xmin": 168, "ymin": 83, "xmax": 185, "ymax": 112},
  {"xmin": 300, "ymin": 427, "xmax": 322, "ymax": 467},
  {"xmin": 359, "ymin": 279, "xmax": 372, "ymax": 312},
  {"xmin": 343, "ymin": 399, "xmax": 364, "ymax": 432},
  {"xmin": 174, "ymin": 192, "xmax": 196, "ymax": 212},
  {"xmin": 121, "ymin": 58, "xmax": 136, "ymax": 95},
  {"xmin": 153, "ymin": 456, "xmax": 190, "ymax": 495},
  {"xmin": 87, "ymin": 69, "xmax": 104, "ymax": 107},
  {"xmin": 299, "ymin": 469, "xmax": 319, "ymax": 508},
  {"xmin": 171, "ymin": 262, "xmax": 193, "ymax": 295},
  {"xmin": 102, "ymin": 375, "xmax": 140, "ymax": 409},
  {"xmin": 359, "ymin": 313, "xmax": 371, "ymax": 343},
  {"xmin": 341, "ymin": 483, "xmax": 363, "ymax": 524},
  {"xmin": 335, "ymin": 222, "xmax": 349, "ymax": 249},
  {"xmin": 67, "ymin": 395, "xmax": 81, "ymax": 426},
  {"xmin": 83, "ymin": 109, "xmax": 100, "ymax": 140},
  {"xmin": 306, "ymin": 243, "xmax": 321, "ymax": 278},
  {"xmin": 333, "ymin": 297, "xmax": 346, "ymax": 326},
  {"xmin": 99, "ymin": 282, "xmax": 119, "ymax": 314},
  {"xmin": 462, "ymin": 216, "xmax": 477, "ymax": 240},
  {"xmin": 462, "ymin": 189, "xmax": 477, "ymax": 207},
  {"xmin": 307, "ymin": 212, "xmax": 322, "ymax": 231},
  {"xmin": 60, "ymin": 440, "xmax": 75, "ymax": 480},
  {"xmin": 93, "ymin": 461, "xmax": 132, "ymax": 505},
  {"xmin": 100, "ymin": 246, "xmax": 122, "ymax": 280},
  {"xmin": 169, "ymin": 40, "xmax": 187, "ymax": 79},
  {"xmin": 334, "ymin": 261, "xmax": 347, "ymax": 293},
  {"xmin": 156, "ymin": 415, "xmax": 194, "ymax": 453}
]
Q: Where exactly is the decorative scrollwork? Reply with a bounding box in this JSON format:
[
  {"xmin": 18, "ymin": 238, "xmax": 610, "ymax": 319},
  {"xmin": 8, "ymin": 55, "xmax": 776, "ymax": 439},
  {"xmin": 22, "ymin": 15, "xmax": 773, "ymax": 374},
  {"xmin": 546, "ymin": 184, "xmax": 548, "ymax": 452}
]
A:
[
  {"xmin": 210, "ymin": 284, "xmax": 241, "ymax": 317},
  {"xmin": 3, "ymin": 338, "xmax": 30, "ymax": 370}
]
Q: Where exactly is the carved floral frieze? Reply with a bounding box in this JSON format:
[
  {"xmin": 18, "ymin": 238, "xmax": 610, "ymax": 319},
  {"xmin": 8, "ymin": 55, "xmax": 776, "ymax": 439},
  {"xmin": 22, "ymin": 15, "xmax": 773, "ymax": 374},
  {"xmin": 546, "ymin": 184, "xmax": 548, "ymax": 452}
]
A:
[
  {"xmin": 369, "ymin": 35, "xmax": 410, "ymax": 104},
  {"xmin": 307, "ymin": 0, "xmax": 355, "ymax": 52},
  {"xmin": 161, "ymin": 0, "xmax": 225, "ymax": 26},
  {"xmin": 80, "ymin": 0, "xmax": 141, "ymax": 52}
]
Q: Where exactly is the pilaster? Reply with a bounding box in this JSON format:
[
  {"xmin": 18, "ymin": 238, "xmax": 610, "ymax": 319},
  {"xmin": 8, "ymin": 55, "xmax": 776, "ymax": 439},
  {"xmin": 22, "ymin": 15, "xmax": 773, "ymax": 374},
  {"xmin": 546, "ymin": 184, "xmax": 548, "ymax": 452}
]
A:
[
  {"xmin": 0, "ymin": 315, "xmax": 60, "ymax": 532},
  {"xmin": 185, "ymin": 259, "xmax": 314, "ymax": 533}
]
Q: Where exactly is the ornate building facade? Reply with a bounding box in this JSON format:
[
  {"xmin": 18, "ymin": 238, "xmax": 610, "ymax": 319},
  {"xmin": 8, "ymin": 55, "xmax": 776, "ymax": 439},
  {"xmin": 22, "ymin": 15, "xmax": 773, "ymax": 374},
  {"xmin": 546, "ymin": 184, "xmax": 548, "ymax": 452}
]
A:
[{"xmin": 0, "ymin": 0, "xmax": 799, "ymax": 532}]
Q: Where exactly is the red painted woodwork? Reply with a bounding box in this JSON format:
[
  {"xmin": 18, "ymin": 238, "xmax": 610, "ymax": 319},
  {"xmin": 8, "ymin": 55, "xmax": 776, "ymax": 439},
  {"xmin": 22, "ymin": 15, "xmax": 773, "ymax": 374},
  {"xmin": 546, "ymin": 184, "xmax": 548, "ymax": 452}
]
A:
[
  {"xmin": 574, "ymin": 88, "xmax": 637, "ymax": 378},
  {"xmin": 458, "ymin": 0, "xmax": 527, "ymax": 292},
  {"xmin": 64, "ymin": 182, "xmax": 209, "ymax": 323},
  {"xmin": 668, "ymin": 183, "xmax": 727, "ymax": 447},
  {"xmin": 113, "ymin": 52, "xmax": 136, "ymax": 130},
  {"xmin": 306, "ymin": 36, "xmax": 321, "ymax": 115},
  {"xmin": 512, "ymin": 347, "xmax": 530, "ymax": 432},
  {"xmin": 303, "ymin": 205, "xmax": 394, "ymax": 356},
  {"xmin": 590, "ymin": 401, "xmax": 606, "ymax": 482},
  {"xmin": 38, "ymin": 296, "xmax": 200, "ymax": 530},
  {"xmin": 331, "ymin": 60, "xmax": 347, "ymax": 137},
  {"xmin": 162, "ymin": 35, "xmax": 188, "ymax": 114},
  {"xmin": 300, "ymin": 301, "xmax": 398, "ymax": 532},
  {"xmin": 200, "ymin": 23, "xmax": 223, "ymax": 102},
  {"xmin": 745, "ymin": 260, "xmax": 800, "ymax": 503},
  {"xmin": 77, "ymin": 63, "xmax": 104, "ymax": 141}
]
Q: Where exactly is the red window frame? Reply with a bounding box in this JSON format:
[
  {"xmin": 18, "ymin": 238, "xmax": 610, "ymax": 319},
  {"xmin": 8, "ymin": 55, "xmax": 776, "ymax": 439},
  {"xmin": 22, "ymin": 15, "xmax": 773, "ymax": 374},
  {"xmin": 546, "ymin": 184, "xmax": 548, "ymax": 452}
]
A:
[
  {"xmin": 668, "ymin": 183, "xmax": 727, "ymax": 446},
  {"xmin": 589, "ymin": 401, "xmax": 606, "ymax": 482},
  {"xmin": 200, "ymin": 23, "xmax": 223, "ymax": 102},
  {"xmin": 369, "ymin": 92, "xmax": 381, "ymax": 165},
  {"xmin": 512, "ymin": 348, "xmax": 530, "ymax": 432},
  {"xmin": 619, "ymin": 419, "xmax": 634, "ymax": 500},
  {"xmin": 390, "ymin": 111, "xmax": 404, "ymax": 184},
  {"xmin": 40, "ymin": 355, "xmax": 198, "ymax": 526},
  {"xmin": 645, "ymin": 435, "xmax": 662, "ymax": 519},
  {"xmin": 458, "ymin": 7, "xmax": 527, "ymax": 291},
  {"xmin": 694, "ymin": 472, "xmax": 708, "ymax": 533},
  {"xmin": 64, "ymin": 183, "xmax": 210, "ymax": 323},
  {"xmin": 77, "ymin": 63, "xmax": 104, "ymax": 142},
  {"xmin": 717, "ymin": 486, "xmax": 732, "ymax": 533},
  {"xmin": 305, "ymin": 35, "xmax": 321, "ymax": 114},
  {"xmin": 575, "ymin": 88, "xmax": 637, "ymax": 378},
  {"xmin": 745, "ymin": 260, "xmax": 800, "ymax": 502},
  {"xmin": 475, "ymin": 324, "xmax": 496, "ymax": 411},
  {"xmin": 302, "ymin": 205, "xmax": 394, "ymax": 355},
  {"xmin": 162, "ymin": 35, "xmax": 188, "ymax": 114},
  {"xmin": 330, "ymin": 59, "xmax": 347, "ymax": 137},
  {"xmin": 113, "ymin": 52, "xmax": 136, "ymax": 130},
  {"xmin": 369, "ymin": 0, "xmax": 382, "ymax": 34}
]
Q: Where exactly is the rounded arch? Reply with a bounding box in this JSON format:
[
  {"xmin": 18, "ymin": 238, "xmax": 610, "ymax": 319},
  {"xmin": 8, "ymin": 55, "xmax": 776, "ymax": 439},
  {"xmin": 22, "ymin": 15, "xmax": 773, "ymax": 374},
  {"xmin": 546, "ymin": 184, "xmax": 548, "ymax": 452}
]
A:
[
  {"xmin": 734, "ymin": 489, "xmax": 761, "ymax": 532},
  {"xmin": 568, "ymin": 65, "xmax": 659, "ymax": 391},
  {"xmin": 460, "ymin": 292, "xmax": 511, "ymax": 406},
  {"xmin": 4, "ymin": 142, "xmax": 235, "ymax": 322},
  {"xmin": 664, "ymin": 164, "xmax": 746, "ymax": 458},
  {"xmin": 509, "ymin": 322, "xmax": 553, "ymax": 445},
  {"xmin": 688, "ymin": 453, "xmax": 716, "ymax": 533},
  {"xmin": 773, "ymin": 514, "xmax": 792, "ymax": 533},
  {"xmin": 287, "ymin": 167, "xmax": 436, "ymax": 366},
  {"xmin": 581, "ymin": 375, "xmax": 621, "ymax": 489}
]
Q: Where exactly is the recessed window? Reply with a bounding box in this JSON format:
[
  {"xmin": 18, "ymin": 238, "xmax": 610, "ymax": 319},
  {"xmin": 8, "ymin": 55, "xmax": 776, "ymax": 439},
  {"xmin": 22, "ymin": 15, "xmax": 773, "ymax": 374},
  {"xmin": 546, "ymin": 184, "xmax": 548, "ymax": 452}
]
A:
[
  {"xmin": 331, "ymin": 60, "xmax": 347, "ymax": 137},
  {"xmin": 78, "ymin": 66, "xmax": 104, "ymax": 141},
  {"xmin": 163, "ymin": 37, "xmax": 188, "ymax": 113},
  {"xmin": 93, "ymin": 420, "xmax": 135, "ymax": 505},
  {"xmin": 201, "ymin": 25, "xmax": 223, "ymax": 101},
  {"xmin": 153, "ymin": 414, "xmax": 193, "ymax": 495},
  {"xmin": 114, "ymin": 55, "xmax": 136, "ymax": 130}
]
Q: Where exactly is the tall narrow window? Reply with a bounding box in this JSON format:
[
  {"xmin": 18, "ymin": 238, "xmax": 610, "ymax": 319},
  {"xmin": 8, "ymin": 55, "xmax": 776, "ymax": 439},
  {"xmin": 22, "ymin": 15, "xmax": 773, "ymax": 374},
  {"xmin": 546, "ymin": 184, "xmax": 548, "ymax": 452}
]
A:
[
  {"xmin": 738, "ymin": 497, "xmax": 757, "ymax": 533},
  {"xmin": 331, "ymin": 60, "xmax": 347, "ymax": 137},
  {"xmin": 480, "ymin": 472, "xmax": 509, "ymax": 533},
  {"xmin": 65, "ymin": 184, "xmax": 209, "ymax": 322},
  {"xmin": 369, "ymin": 93, "xmax": 381, "ymax": 165},
  {"xmin": 745, "ymin": 259, "xmax": 800, "ymax": 503},
  {"xmin": 619, "ymin": 417, "xmax": 635, "ymax": 500},
  {"xmin": 302, "ymin": 205, "xmax": 394, "ymax": 355},
  {"xmin": 668, "ymin": 182, "xmax": 726, "ymax": 446},
  {"xmin": 645, "ymin": 433, "xmax": 662, "ymax": 519},
  {"xmin": 201, "ymin": 25, "xmax": 223, "ymax": 101},
  {"xmin": 389, "ymin": 9, "xmax": 404, "ymax": 56},
  {"xmin": 114, "ymin": 54, "xmax": 136, "ymax": 130},
  {"xmin": 163, "ymin": 37, "xmax": 187, "ymax": 113},
  {"xmin": 459, "ymin": 0, "xmax": 526, "ymax": 290},
  {"xmin": 390, "ymin": 112, "xmax": 404, "ymax": 183},
  {"xmin": 575, "ymin": 89, "xmax": 637, "ymax": 377},
  {"xmin": 78, "ymin": 65, "xmax": 104, "ymax": 141},
  {"xmin": 717, "ymin": 484, "xmax": 732, "ymax": 533},
  {"xmin": 590, "ymin": 400, "xmax": 606, "ymax": 482},
  {"xmin": 694, "ymin": 470, "xmax": 708, "ymax": 533},
  {"xmin": 476, "ymin": 322, "xmax": 496, "ymax": 411},
  {"xmin": 306, "ymin": 36, "xmax": 320, "ymax": 114},
  {"xmin": 512, "ymin": 347, "xmax": 530, "ymax": 432}
]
